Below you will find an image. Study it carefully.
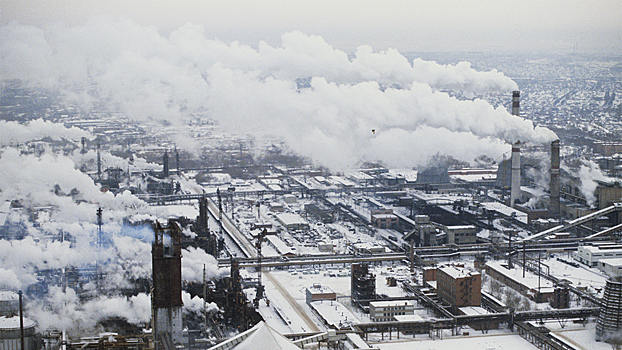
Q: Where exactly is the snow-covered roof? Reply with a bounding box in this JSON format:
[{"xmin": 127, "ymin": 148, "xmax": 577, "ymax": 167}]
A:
[
  {"xmin": 208, "ymin": 321, "xmax": 300, "ymax": 350},
  {"xmin": 0, "ymin": 291, "xmax": 18, "ymax": 301},
  {"xmin": 0, "ymin": 316, "xmax": 35, "ymax": 330},
  {"xmin": 369, "ymin": 300, "xmax": 415, "ymax": 308},
  {"xmin": 439, "ymin": 265, "xmax": 478, "ymax": 279},
  {"xmin": 275, "ymin": 213, "xmax": 307, "ymax": 226},
  {"xmin": 598, "ymin": 258, "xmax": 622, "ymax": 267}
]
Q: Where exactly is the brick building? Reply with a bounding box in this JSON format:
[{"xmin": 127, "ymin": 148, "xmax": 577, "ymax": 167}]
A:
[{"xmin": 436, "ymin": 265, "xmax": 481, "ymax": 312}]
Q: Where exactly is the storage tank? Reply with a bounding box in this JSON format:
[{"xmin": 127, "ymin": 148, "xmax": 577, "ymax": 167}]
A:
[
  {"xmin": 0, "ymin": 292, "xmax": 18, "ymax": 317},
  {"xmin": 0, "ymin": 316, "xmax": 36, "ymax": 350}
]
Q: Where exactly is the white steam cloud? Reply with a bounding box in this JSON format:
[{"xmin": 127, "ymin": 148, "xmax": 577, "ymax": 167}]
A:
[
  {"xmin": 578, "ymin": 160, "xmax": 613, "ymax": 207},
  {"xmin": 27, "ymin": 287, "xmax": 151, "ymax": 332},
  {"xmin": 1, "ymin": 18, "xmax": 557, "ymax": 170},
  {"xmin": 0, "ymin": 119, "xmax": 91, "ymax": 145}
]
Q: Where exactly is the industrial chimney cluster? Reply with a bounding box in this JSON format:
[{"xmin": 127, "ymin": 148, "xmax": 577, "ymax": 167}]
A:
[{"xmin": 508, "ymin": 91, "xmax": 561, "ymax": 220}]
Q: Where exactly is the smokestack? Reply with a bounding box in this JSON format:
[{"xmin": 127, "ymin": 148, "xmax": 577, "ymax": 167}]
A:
[
  {"xmin": 509, "ymin": 91, "xmax": 521, "ymax": 208},
  {"xmin": 510, "ymin": 141, "xmax": 521, "ymax": 207},
  {"xmin": 512, "ymin": 91, "xmax": 520, "ymax": 116},
  {"xmin": 175, "ymin": 146, "xmax": 180, "ymax": 176},
  {"xmin": 97, "ymin": 142, "xmax": 102, "ymax": 180},
  {"xmin": 550, "ymin": 140, "xmax": 561, "ymax": 220},
  {"xmin": 163, "ymin": 150, "xmax": 169, "ymax": 178}
]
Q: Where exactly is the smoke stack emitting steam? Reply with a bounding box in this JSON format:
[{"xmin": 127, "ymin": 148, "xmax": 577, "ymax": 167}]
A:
[
  {"xmin": 550, "ymin": 139, "xmax": 561, "ymax": 219},
  {"xmin": 510, "ymin": 91, "xmax": 521, "ymax": 208}
]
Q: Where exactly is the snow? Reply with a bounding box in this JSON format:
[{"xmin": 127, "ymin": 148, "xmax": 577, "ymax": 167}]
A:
[
  {"xmin": 373, "ymin": 333, "xmax": 538, "ymax": 350},
  {"xmin": 310, "ymin": 300, "xmax": 360, "ymax": 329},
  {"xmin": 481, "ymin": 201, "xmax": 529, "ymax": 224},
  {"xmin": 485, "ymin": 260, "xmax": 555, "ymax": 291},
  {"xmin": 544, "ymin": 256, "xmax": 608, "ymax": 296},
  {"xmin": 539, "ymin": 320, "xmax": 610, "ymax": 350}
]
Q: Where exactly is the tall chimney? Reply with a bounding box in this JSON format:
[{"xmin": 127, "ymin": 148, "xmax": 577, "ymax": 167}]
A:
[
  {"xmin": 512, "ymin": 91, "xmax": 520, "ymax": 116},
  {"xmin": 550, "ymin": 140, "xmax": 561, "ymax": 220},
  {"xmin": 510, "ymin": 141, "xmax": 521, "ymax": 207},
  {"xmin": 163, "ymin": 149, "xmax": 169, "ymax": 178},
  {"xmin": 509, "ymin": 91, "xmax": 521, "ymax": 208}
]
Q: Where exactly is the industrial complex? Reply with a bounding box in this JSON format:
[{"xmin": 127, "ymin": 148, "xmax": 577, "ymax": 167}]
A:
[{"xmin": 1, "ymin": 47, "xmax": 622, "ymax": 350}]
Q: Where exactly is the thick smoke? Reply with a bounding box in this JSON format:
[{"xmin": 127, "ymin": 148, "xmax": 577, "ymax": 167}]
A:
[
  {"xmin": 1, "ymin": 18, "xmax": 557, "ymax": 170},
  {"xmin": 0, "ymin": 119, "xmax": 91, "ymax": 145},
  {"xmin": 27, "ymin": 287, "xmax": 151, "ymax": 332},
  {"xmin": 0, "ymin": 121, "xmax": 225, "ymax": 334},
  {"xmin": 578, "ymin": 160, "xmax": 613, "ymax": 207}
]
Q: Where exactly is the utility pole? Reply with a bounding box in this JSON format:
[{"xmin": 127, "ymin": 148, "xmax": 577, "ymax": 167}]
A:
[
  {"xmin": 522, "ymin": 242, "xmax": 526, "ymax": 278},
  {"xmin": 508, "ymin": 230, "xmax": 513, "ymax": 269},
  {"xmin": 217, "ymin": 189, "xmax": 223, "ymax": 237}
]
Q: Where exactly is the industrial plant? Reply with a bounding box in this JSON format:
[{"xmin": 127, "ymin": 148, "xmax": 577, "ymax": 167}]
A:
[{"xmin": 1, "ymin": 28, "xmax": 621, "ymax": 350}]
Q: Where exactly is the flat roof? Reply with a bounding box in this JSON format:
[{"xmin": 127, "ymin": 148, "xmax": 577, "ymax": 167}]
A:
[
  {"xmin": 599, "ymin": 258, "xmax": 622, "ymax": 267},
  {"xmin": 439, "ymin": 265, "xmax": 479, "ymax": 279},
  {"xmin": 370, "ymin": 300, "xmax": 415, "ymax": 308},
  {"xmin": 307, "ymin": 285, "xmax": 335, "ymax": 294}
]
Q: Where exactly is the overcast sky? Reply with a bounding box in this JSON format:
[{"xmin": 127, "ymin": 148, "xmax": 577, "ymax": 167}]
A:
[{"xmin": 2, "ymin": 0, "xmax": 620, "ymax": 54}]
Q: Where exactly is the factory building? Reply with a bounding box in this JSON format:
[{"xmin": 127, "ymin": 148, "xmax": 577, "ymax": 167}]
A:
[
  {"xmin": 595, "ymin": 141, "xmax": 622, "ymax": 156},
  {"xmin": 436, "ymin": 265, "xmax": 481, "ymax": 312},
  {"xmin": 573, "ymin": 244, "xmax": 622, "ymax": 267},
  {"xmin": 275, "ymin": 213, "xmax": 309, "ymax": 231},
  {"xmin": 351, "ymin": 263, "xmax": 376, "ymax": 310},
  {"xmin": 485, "ymin": 261, "xmax": 555, "ymax": 303},
  {"xmin": 369, "ymin": 300, "xmax": 415, "ymax": 322},
  {"xmin": 416, "ymin": 166, "xmax": 450, "ymax": 185},
  {"xmin": 370, "ymin": 208, "xmax": 398, "ymax": 229},
  {"xmin": 305, "ymin": 284, "xmax": 336, "ymax": 305},
  {"xmin": 598, "ymin": 258, "xmax": 622, "ymax": 278},
  {"xmin": 442, "ymin": 225, "xmax": 477, "ymax": 245}
]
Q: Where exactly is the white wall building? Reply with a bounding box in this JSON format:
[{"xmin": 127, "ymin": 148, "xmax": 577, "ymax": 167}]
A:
[
  {"xmin": 369, "ymin": 300, "xmax": 415, "ymax": 322},
  {"xmin": 574, "ymin": 244, "xmax": 622, "ymax": 267},
  {"xmin": 598, "ymin": 258, "xmax": 622, "ymax": 278}
]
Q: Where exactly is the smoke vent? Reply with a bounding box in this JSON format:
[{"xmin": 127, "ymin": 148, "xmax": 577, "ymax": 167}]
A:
[{"xmin": 550, "ymin": 140, "xmax": 561, "ymax": 219}]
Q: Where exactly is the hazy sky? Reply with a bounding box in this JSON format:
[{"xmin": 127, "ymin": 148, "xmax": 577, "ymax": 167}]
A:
[{"xmin": 2, "ymin": 0, "xmax": 620, "ymax": 53}]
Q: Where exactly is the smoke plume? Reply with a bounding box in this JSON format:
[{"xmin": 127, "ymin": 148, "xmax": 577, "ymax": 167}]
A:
[{"xmin": 1, "ymin": 18, "xmax": 558, "ymax": 170}]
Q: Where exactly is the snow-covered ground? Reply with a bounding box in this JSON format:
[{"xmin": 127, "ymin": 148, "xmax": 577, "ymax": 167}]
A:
[
  {"xmin": 373, "ymin": 332, "xmax": 538, "ymax": 350},
  {"xmin": 546, "ymin": 320, "xmax": 611, "ymax": 350}
]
